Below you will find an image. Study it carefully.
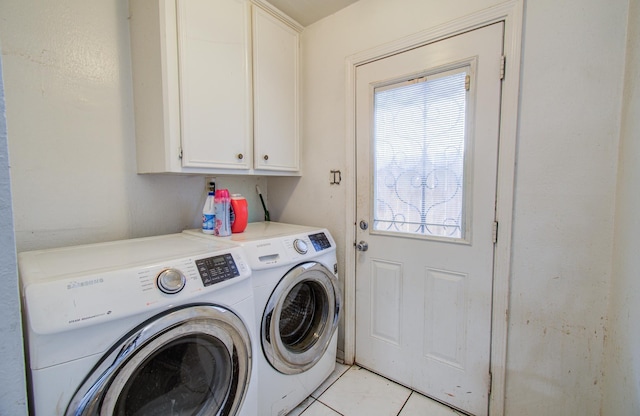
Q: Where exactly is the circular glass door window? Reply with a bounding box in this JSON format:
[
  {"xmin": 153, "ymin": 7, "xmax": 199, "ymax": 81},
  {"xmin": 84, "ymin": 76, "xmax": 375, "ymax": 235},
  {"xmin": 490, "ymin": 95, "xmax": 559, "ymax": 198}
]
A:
[
  {"xmin": 67, "ymin": 305, "xmax": 251, "ymax": 416},
  {"xmin": 262, "ymin": 262, "xmax": 341, "ymax": 374},
  {"xmin": 279, "ymin": 280, "xmax": 327, "ymax": 353},
  {"xmin": 115, "ymin": 334, "xmax": 232, "ymax": 415}
]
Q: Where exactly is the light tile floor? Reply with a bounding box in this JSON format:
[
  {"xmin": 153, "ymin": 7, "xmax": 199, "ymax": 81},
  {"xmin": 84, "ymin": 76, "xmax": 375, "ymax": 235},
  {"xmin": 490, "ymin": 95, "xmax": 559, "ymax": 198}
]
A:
[{"xmin": 287, "ymin": 364, "xmax": 466, "ymax": 416}]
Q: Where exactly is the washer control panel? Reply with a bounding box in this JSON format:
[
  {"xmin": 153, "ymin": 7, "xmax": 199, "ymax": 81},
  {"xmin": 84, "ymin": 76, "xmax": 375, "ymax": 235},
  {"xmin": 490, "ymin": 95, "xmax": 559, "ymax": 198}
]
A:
[
  {"xmin": 195, "ymin": 253, "xmax": 240, "ymax": 287},
  {"xmin": 157, "ymin": 268, "xmax": 186, "ymax": 294},
  {"xmin": 309, "ymin": 232, "xmax": 332, "ymax": 251},
  {"xmin": 24, "ymin": 247, "xmax": 250, "ymax": 335},
  {"xmin": 293, "ymin": 239, "xmax": 308, "ymax": 254}
]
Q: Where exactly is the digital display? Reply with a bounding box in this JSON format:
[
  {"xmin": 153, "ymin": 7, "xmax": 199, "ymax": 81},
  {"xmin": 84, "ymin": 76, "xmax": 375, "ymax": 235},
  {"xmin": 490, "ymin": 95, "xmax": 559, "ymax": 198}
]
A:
[
  {"xmin": 195, "ymin": 253, "xmax": 240, "ymax": 286},
  {"xmin": 309, "ymin": 232, "xmax": 332, "ymax": 251}
]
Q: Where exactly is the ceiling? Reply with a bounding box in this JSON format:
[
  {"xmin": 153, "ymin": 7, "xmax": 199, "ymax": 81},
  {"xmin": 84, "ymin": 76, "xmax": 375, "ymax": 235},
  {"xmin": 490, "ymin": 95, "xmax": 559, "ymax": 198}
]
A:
[{"xmin": 266, "ymin": 0, "xmax": 360, "ymax": 27}]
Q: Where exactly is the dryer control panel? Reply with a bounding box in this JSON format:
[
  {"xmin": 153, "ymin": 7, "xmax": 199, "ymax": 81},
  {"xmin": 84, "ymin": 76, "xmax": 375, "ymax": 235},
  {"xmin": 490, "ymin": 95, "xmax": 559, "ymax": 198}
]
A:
[{"xmin": 238, "ymin": 229, "xmax": 336, "ymax": 271}]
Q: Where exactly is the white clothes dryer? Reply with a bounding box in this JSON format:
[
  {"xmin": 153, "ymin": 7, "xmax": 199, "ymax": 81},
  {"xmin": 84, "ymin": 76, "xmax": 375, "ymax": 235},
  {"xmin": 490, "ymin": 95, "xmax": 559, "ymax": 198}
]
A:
[
  {"xmin": 184, "ymin": 222, "xmax": 341, "ymax": 416},
  {"xmin": 19, "ymin": 233, "xmax": 258, "ymax": 416}
]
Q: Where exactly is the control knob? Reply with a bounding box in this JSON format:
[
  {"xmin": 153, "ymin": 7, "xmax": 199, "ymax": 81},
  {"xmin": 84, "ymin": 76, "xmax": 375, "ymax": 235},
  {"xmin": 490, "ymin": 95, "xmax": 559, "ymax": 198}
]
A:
[
  {"xmin": 293, "ymin": 239, "xmax": 308, "ymax": 254},
  {"xmin": 157, "ymin": 268, "xmax": 186, "ymax": 294}
]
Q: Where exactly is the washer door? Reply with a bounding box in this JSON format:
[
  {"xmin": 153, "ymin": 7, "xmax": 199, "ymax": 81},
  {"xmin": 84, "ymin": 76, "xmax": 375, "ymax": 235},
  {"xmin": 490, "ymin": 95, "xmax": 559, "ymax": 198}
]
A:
[
  {"xmin": 66, "ymin": 304, "xmax": 251, "ymax": 416},
  {"xmin": 262, "ymin": 262, "xmax": 341, "ymax": 374}
]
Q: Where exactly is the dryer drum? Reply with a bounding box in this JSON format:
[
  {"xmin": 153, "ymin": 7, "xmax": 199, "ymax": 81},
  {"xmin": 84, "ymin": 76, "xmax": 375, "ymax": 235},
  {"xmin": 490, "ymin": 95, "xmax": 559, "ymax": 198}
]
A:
[
  {"xmin": 262, "ymin": 262, "xmax": 342, "ymax": 375},
  {"xmin": 66, "ymin": 304, "xmax": 252, "ymax": 416},
  {"xmin": 279, "ymin": 280, "xmax": 328, "ymax": 352}
]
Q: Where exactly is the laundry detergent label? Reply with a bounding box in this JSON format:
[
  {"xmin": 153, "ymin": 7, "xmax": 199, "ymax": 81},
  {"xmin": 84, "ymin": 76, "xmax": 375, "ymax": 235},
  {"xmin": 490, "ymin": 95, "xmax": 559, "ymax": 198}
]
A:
[{"xmin": 202, "ymin": 214, "xmax": 215, "ymax": 231}]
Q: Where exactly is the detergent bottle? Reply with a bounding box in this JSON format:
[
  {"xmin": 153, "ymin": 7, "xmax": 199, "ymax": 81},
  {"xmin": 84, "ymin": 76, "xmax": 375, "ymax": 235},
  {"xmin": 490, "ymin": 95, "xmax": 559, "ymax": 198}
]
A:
[
  {"xmin": 201, "ymin": 184, "xmax": 215, "ymax": 234},
  {"xmin": 230, "ymin": 194, "xmax": 248, "ymax": 233}
]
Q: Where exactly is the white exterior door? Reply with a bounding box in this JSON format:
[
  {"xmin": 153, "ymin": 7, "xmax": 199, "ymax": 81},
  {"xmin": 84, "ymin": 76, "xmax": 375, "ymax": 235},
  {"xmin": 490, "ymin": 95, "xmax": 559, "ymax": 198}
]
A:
[{"xmin": 355, "ymin": 23, "xmax": 504, "ymax": 416}]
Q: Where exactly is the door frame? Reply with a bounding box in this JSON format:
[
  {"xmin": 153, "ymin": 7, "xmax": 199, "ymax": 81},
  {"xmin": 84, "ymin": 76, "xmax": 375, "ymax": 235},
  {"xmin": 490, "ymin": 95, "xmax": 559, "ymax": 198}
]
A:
[{"xmin": 342, "ymin": 2, "xmax": 523, "ymax": 415}]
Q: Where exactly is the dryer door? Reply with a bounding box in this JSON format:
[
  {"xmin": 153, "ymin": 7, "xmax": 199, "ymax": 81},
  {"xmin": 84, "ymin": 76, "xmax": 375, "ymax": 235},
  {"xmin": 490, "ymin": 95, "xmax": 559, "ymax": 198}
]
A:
[
  {"xmin": 66, "ymin": 304, "xmax": 251, "ymax": 416},
  {"xmin": 262, "ymin": 262, "xmax": 341, "ymax": 374}
]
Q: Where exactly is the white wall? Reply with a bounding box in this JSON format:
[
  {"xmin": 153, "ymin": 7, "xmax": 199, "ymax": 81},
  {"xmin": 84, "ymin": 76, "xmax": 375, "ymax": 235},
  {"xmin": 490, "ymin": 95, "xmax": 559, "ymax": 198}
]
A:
[
  {"xmin": 506, "ymin": 1, "xmax": 625, "ymax": 413},
  {"xmin": 0, "ymin": 52, "xmax": 28, "ymax": 416},
  {"xmin": 603, "ymin": 0, "xmax": 640, "ymax": 413},
  {"xmin": 269, "ymin": 0, "xmax": 629, "ymax": 414},
  {"xmin": 0, "ymin": 0, "xmax": 267, "ymax": 254}
]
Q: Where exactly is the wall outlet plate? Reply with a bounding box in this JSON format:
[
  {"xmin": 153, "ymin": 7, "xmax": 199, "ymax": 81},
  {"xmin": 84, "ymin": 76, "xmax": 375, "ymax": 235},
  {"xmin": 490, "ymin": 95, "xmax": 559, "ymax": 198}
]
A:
[{"xmin": 205, "ymin": 177, "xmax": 216, "ymax": 192}]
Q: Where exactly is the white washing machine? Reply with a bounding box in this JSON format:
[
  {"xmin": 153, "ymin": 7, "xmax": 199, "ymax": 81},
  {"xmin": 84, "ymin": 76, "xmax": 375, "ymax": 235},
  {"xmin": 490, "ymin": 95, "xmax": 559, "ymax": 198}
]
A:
[
  {"xmin": 184, "ymin": 222, "xmax": 341, "ymax": 416},
  {"xmin": 19, "ymin": 233, "xmax": 258, "ymax": 416}
]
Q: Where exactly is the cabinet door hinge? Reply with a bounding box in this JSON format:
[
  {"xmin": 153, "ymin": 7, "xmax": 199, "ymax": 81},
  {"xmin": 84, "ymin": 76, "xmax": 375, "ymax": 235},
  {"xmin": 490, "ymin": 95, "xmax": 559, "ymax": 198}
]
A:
[
  {"xmin": 178, "ymin": 147, "xmax": 183, "ymax": 159},
  {"xmin": 492, "ymin": 221, "xmax": 499, "ymax": 244},
  {"xmin": 500, "ymin": 55, "xmax": 506, "ymax": 80}
]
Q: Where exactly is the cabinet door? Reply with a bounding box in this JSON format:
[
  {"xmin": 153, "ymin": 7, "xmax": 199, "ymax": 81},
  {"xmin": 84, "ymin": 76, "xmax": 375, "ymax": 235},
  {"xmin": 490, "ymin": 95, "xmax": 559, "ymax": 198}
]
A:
[
  {"xmin": 252, "ymin": 6, "xmax": 300, "ymax": 172},
  {"xmin": 177, "ymin": 0, "xmax": 252, "ymax": 170}
]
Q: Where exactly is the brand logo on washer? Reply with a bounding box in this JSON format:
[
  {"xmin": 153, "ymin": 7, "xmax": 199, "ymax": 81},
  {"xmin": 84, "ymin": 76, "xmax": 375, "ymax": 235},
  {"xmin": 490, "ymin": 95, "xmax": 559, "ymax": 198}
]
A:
[{"xmin": 67, "ymin": 278, "xmax": 105, "ymax": 290}]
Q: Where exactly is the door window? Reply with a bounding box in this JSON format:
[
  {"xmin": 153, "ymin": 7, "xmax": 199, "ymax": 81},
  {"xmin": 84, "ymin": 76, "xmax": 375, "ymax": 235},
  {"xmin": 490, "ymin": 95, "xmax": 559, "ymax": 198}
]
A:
[
  {"xmin": 262, "ymin": 262, "xmax": 341, "ymax": 374},
  {"xmin": 114, "ymin": 334, "xmax": 232, "ymax": 415},
  {"xmin": 373, "ymin": 67, "xmax": 470, "ymax": 241},
  {"xmin": 279, "ymin": 281, "xmax": 328, "ymax": 352},
  {"xmin": 68, "ymin": 305, "xmax": 252, "ymax": 416}
]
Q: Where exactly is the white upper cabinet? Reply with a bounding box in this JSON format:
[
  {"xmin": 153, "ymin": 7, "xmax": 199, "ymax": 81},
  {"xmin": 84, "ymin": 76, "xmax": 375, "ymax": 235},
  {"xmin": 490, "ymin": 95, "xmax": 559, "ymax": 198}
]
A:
[
  {"xmin": 252, "ymin": 5, "xmax": 299, "ymax": 172},
  {"xmin": 177, "ymin": 0, "xmax": 252, "ymax": 171},
  {"xmin": 129, "ymin": 0, "xmax": 301, "ymax": 175}
]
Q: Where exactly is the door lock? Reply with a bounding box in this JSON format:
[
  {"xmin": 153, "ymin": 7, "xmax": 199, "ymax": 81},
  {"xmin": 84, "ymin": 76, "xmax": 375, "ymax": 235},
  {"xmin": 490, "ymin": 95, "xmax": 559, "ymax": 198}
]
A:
[
  {"xmin": 359, "ymin": 220, "xmax": 368, "ymax": 230},
  {"xmin": 356, "ymin": 241, "xmax": 369, "ymax": 252}
]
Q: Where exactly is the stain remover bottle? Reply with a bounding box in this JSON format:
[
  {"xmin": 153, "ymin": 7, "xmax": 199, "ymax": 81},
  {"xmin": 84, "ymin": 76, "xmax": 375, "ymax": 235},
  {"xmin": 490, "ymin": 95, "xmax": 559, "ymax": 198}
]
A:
[{"xmin": 202, "ymin": 182, "xmax": 215, "ymax": 235}]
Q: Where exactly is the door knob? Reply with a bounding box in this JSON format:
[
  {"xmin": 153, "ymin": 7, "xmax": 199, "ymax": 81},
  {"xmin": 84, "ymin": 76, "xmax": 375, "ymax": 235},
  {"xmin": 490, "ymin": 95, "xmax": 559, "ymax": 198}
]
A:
[{"xmin": 356, "ymin": 241, "xmax": 369, "ymax": 252}]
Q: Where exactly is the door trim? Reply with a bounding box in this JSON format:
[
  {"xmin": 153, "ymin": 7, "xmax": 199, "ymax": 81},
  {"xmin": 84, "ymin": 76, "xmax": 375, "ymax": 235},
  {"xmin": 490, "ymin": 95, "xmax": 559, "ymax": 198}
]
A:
[{"xmin": 343, "ymin": 2, "xmax": 523, "ymax": 415}]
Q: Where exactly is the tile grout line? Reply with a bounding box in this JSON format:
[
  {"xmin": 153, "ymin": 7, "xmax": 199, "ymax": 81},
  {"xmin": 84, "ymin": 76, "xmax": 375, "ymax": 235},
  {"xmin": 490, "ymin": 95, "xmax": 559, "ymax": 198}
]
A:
[
  {"xmin": 395, "ymin": 390, "xmax": 414, "ymax": 416},
  {"xmin": 300, "ymin": 363, "xmax": 465, "ymax": 416},
  {"xmin": 300, "ymin": 364, "xmax": 352, "ymax": 415},
  {"xmin": 314, "ymin": 399, "xmax": 346, "ymax": 416},
  {"xmin": 316, "ymin": 364, "xmax": 413, "ymax": 416},
  {"xmin": 295, "ymin": 397, "xmax": 316, "ymax": 415},
  {"xmin": 311, "ymin": 364, "xmax": 353, "ymax": 400}
]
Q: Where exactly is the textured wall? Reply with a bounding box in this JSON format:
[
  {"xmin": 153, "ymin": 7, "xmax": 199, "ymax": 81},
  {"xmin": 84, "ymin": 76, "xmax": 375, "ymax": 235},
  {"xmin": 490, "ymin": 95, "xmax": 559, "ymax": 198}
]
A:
[
  {"xmin": 0, "ymin": 52, "xmax": 28, "ymax": 415},
  {"xmin": 603, "ymin": 0, "xmax": 640, "ymax": 413},
  {"xmin": 0, "ymin": 1, "xmax": 266, "ymax": 253},
  {"xmin": 504, "ymin": 0, "xmax": 625, "ymax": 413}
]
